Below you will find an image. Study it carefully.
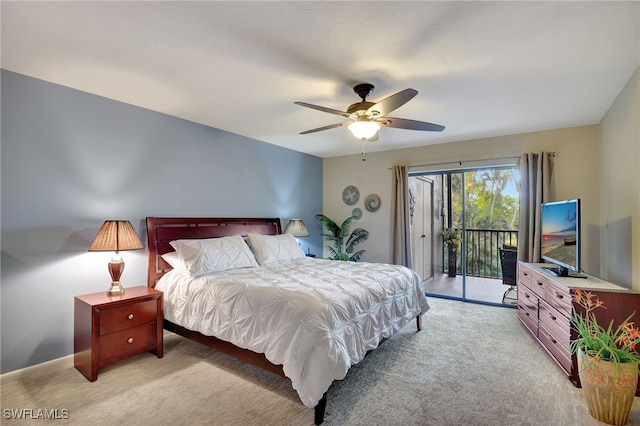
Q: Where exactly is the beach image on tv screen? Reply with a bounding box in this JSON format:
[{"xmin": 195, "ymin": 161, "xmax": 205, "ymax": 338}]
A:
[{"xmin": 542, "ymin": 202, "xmax": 577, "ymax": 266}]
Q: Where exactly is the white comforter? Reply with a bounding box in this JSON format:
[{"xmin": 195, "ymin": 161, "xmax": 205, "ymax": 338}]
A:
[{"xmin": 156, "ymin": 257, "xmax": 429, "ymax": 408}]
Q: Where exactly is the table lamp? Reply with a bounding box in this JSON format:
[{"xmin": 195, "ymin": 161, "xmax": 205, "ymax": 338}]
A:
[
  {"xmin": 89, "ymin": 220, "xmax": 144, "ymax": 295},
  {"xmin": 285, "ymin": 219, "xmax": 313, "ymax": 256}
]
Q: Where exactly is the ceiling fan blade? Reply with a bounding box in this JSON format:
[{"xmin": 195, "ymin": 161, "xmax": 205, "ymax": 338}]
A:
[
  {"xmin": 367, "ymin": 88, "xmax": 418, "ymax": 117},
  {"xmin": 377, "ymin": 117, "xmax": 445, "ymax": 132},
  {"xmin": 299, "ymin": 121, "xmax": 351, "ymax": 135},
  {"xmin": 294, "ymin": 102, "xmax": 354, "ymax": 119}
]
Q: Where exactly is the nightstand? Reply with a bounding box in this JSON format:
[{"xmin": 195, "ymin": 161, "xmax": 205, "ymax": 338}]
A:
[{"xmin": 74, "ymin": 286, "xmax": 163, "ymax": 381}]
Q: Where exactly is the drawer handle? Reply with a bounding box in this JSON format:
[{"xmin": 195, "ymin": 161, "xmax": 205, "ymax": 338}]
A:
[
  {"xmin": 555, "ymin": 293, "xmax": 564, "ymax": 300},
  {"xmin": 549, "ymin": 314, "xmax": 557, "ymax": 321},
  {"xmin": 525, "ymin": 294, "xmax": 530, "ymax": 299},
  {"xmin": 128, "ymin": 313, "xmax": 134, "ymax": 320},
  {"xmin": 127, "ymin": 337, "xmax": 134, "ymax": 344},
  {"xmin": 537, "ymin": 281, "xmax": 544, "ymax": 287}
]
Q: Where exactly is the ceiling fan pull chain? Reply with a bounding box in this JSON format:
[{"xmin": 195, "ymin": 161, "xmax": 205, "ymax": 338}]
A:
[{"xmin": 361, "ymin": 138, "xmax": 367, "ymax": 161}]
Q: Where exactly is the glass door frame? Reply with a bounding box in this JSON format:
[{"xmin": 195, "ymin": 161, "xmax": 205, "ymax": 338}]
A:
[{"xmin": 410, "ymin": 164, "xmax": 519, "ymax": 308}]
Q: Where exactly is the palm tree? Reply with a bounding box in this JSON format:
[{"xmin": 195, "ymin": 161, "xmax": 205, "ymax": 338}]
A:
[{"xmin": 315, "ymin": 214, "xmax": 369, "ymax": 261}]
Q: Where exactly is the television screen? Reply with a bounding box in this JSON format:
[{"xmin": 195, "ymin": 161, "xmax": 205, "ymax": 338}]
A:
[{"xmin": 541, "ymin": 199, "xmax": 581, "ymax": 276}]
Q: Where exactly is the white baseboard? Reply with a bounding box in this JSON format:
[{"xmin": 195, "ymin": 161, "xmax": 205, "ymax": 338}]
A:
[{"xmin": 0, "ymin": 354, "xmax": 74, "ymax": 384}]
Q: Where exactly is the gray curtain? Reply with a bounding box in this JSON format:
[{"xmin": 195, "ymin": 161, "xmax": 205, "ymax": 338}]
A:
[
  {"xmin": 517, "ymin": 152, "xmax": 551, "ymax": 262},
  {"xmin": 391, "ymin": 165, "xmax": 412, "ymax": 267}
]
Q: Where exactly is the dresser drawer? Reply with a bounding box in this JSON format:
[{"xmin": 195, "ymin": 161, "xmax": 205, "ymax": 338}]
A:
[
  {"xmin": 529, "ymin": 270, "xmax": 549, "ymax": 299},
  {"xmin": 517, "ymin": 264, "xmax": 533, "ymax": 287},
  {"xmin": 544, "ymin": 281, "xmax": 572, "ymax": 318},
  {"xmin": 518, "ymin": 285, "xmax": 538, "ymax": 312},
  {"xmin": 100, "ymin": 322, "xmax": 157, "ymax": 361},
  {"xmin": 517, "ymin": 303, "xmax": 538, "ymax": 336},
  {"xmin": 538, "ymin": 322, "xmax": 572, "ymax": 373},
  {"xmin": 100, "ymin": 299, "xmax": 158, "ymax": 335},
  {"xmin": 539, "ymin": 299, "xmax": 570, "ymax": 349}
]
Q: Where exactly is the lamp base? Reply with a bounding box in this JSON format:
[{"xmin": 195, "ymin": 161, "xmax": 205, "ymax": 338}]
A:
[
  {"xmin": 107, "ymin": 282, "xmax": 125, "ymax": 295},
  {"xmin": 107, "ymin": 257, "xmax": 126, "ymax": 295}
]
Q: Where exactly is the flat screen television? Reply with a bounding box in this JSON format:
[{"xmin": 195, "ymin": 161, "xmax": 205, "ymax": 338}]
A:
[{"xmin": 540, "ymin": 198, "xmax": 582, "ymax": 277}]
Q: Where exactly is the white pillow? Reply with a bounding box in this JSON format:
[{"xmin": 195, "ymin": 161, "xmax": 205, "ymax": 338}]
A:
[
  {"xmin": 169, "ymin": 235, "xmax": 258, "ymax": 276},
  {"xmin": 247, "ymin": 233, "xmax": 306, "ymax": 265},
  {"xmin": 161, "ymin": 251, "xmax": 186, "ymax": 270}
]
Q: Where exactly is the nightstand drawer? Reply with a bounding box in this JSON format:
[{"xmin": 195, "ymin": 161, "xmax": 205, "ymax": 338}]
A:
[
  {"xmin": 100, "ymin": 299, "xmax": 157, "ymax": 335},
  {"xmin": 100, "ymin": 322, "xmax": 157, "ymax": 361}
]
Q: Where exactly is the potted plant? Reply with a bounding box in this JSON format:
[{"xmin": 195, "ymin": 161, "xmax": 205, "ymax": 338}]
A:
[
  {"xmin": 442, "ymin": 228, "xmax": 460, "ymax": 277},
  {"xmin": 315, "ymin": 214, "xmax": 369, "ymax": 261},
  {"xmin": 570, "ymin": 289, "xmax": 640, "ymax": 425}
]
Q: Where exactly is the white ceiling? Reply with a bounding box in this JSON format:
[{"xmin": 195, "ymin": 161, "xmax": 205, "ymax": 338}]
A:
[{"xmin": 2, "ymin": 1, "xmax": 639, "ymax": 158}]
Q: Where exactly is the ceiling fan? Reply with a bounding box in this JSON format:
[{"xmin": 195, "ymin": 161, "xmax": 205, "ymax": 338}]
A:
[{"xmin": 294, "ymin": 83, "xmax": 445, "ymax": 141}]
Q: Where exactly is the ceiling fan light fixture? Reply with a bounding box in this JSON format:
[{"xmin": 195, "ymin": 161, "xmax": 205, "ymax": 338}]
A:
[
  {"xmin": 348, "ymin": 119, "xmax": 380, "ymax": 140},
  {"xmin": 296, "ymin": 83, "xmax": 444, "ymax": 138}
]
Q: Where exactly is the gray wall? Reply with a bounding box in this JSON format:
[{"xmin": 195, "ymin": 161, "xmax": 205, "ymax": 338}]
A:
[{"xmin": 1, "ymin": 70, "xmax": 323, "ymax": 373}]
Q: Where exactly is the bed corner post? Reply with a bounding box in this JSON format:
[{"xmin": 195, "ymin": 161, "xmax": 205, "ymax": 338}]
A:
[{"xmin": 314, "ymin": 392, "xmax": 327, "ymax": 425}]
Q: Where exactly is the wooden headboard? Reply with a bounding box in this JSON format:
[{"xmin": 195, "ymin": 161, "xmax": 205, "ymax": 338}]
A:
[{"xmin": 146, "ymin": 217, "xmax": 282, "ymax": 288}]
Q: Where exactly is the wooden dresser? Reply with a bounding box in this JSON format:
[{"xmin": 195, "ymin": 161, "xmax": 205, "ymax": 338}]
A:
[{"xmin": 516, "ymin": 262, "xmax": 640, "ymax": 396}]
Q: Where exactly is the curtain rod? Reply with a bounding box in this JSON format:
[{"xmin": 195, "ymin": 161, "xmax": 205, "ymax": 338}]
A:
[{"xmin": 390, "ymin": 152, "xmax": 556, "ymax": 171}]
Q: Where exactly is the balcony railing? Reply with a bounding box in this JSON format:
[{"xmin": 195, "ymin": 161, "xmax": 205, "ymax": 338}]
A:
[{"xmin": 446, "ymin": 229, "xmax": 518, "ymax": 279}]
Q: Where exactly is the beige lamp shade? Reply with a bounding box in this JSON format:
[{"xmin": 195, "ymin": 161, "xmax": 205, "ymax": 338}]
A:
[
  {"xmin": 89, "ymin": 220, "xmax": 143, "ymax": 295},
  {"xmin": 89, "ymin": 220, "xmax": 144, "ymax": 253},
  {"xmin": 284, "ymin": 219, "xmax": 309, "ymax": 237}
]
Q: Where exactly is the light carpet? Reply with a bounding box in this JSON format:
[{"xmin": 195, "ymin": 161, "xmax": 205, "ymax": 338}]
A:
[{"xmin": 2, "ymin": 297, "xmax": 639, "ymax": 425}]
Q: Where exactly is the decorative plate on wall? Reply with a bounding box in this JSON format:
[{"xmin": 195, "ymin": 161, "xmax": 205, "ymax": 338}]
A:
[
  {"xmin": 342, "ymin": 185, "xmax": 360, "ymax": 205},
  {"xmin": 365, "ymin": 194, "xmax": 381, "ymax": 212},
  {"xmin": 352, "ymin": 208, "xmax": 362, "ymax": 220}
]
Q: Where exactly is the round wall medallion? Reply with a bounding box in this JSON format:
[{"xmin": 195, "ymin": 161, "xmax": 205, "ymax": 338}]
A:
[
  {"xmin": 365, "ymin": 194, "xmax": 381, "ymax": 212},
  {"xmin": 342, "ymin": 185, "xmax": 360, "ymax": 205},
  {"xmin": 352, "ymin": 208, "xmax": 362, "ymax": 220}
]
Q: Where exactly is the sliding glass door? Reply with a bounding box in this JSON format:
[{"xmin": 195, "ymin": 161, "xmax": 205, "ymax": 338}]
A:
[{"xmin": 410, "ymin": 166, "xmax": 519, "ymax": 306}]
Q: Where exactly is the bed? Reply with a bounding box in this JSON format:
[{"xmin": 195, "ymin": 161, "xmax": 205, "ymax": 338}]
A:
[{"xmin": 146, "ymin": 217, "xmax": 429, "ymax": 424}]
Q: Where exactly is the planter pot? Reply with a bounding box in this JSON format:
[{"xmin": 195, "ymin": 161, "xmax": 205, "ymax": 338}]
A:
[
  {"xmin": 447, "ymin": 245, "xmax": 457, "ymax": 277},
  {"xmin": 578, "ymin": 348, "xmax": 639, "ymax": 426}
]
